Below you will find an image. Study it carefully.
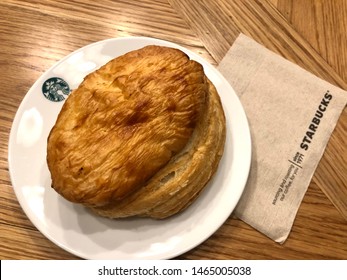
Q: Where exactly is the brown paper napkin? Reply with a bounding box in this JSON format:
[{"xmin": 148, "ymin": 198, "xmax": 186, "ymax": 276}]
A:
[{"xmin": 218, "ymin": 33, "xmax": 347, "ymax": 243}]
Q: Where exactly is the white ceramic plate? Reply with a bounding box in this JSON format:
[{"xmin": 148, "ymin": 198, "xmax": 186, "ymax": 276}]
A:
[{"xmin": 8, "ymin": 37, "xmax": 251, "ymax": 260}]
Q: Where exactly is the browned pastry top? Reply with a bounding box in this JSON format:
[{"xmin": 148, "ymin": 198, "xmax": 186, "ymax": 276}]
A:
[{"xmin": 47, "ymin": 45, "xmax": 208, "ymax": 207}]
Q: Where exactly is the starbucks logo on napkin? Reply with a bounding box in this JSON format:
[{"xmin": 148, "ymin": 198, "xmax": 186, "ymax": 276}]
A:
[{"xmin": 42, "ymin": 77, "xmax": 71, "ymax": 102}]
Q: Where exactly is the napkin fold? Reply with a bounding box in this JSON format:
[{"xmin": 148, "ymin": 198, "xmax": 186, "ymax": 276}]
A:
[{"xmin": 218, "ymin": 34, "xmax": 347, "ymax": 243}]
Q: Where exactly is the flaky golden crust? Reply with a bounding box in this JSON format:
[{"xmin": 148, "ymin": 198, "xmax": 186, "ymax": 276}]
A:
[
  {"xmin": 93, "ymin": 79, "xmax": 226, "ymax": 219},
  {"xmin": 47, "ymin": 45, "xmax": 225, "ymax": 218}
]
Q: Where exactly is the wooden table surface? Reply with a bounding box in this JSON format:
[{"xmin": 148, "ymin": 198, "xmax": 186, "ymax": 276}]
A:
[{"xmin": 1, "ymin": 0, "xmax": 346, "ymax": 260}]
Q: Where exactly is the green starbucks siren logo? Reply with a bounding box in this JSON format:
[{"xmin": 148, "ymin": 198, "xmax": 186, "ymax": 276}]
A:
[{"xmin": 42, "ymin": 77, "xmax": 71, "ymax": 102}]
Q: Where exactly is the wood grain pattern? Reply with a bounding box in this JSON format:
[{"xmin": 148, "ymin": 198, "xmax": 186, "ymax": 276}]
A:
[
  {"xmin": 0, "ymin": 0, "xmax": 346, "ymax": 259},
  {"xmin": 273, "ymin": 0, "xmax": 347, "ymax": 221},
  {"xmin": 168, "ymin": 0, "xmax": 347, "ymax": 87},
  {"xmin": 276, "ymin": 0, "xmax": 347, "ymax": 82}
]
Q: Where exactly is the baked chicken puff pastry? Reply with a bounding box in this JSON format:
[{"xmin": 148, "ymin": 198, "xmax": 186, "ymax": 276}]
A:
[{"xmin": 47, "ymin": 45, "xmax": 226, "ymax": 219}]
